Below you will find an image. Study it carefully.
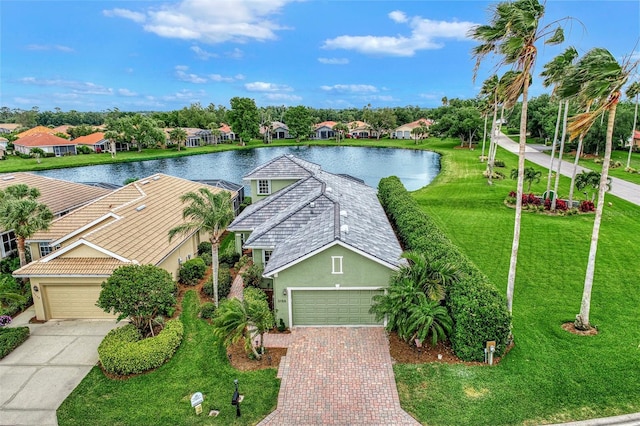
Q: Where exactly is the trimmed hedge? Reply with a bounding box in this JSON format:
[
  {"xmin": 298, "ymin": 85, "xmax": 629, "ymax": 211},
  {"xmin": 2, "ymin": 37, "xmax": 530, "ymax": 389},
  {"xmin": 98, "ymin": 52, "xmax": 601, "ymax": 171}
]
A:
[
  {"xmin": 98, "ymin": 319, "xmax": 184, "ymax": 376},
  {"xmin": 0, "ymin": 326, "xmax": 30, "ymax": 360},
  {"xmin": 378, "ymin": 176, "xmax": 511, "ymax": 361},
  {"xmin": 178, "ymin": 258, "xmax": 206, "ymax": 285}
]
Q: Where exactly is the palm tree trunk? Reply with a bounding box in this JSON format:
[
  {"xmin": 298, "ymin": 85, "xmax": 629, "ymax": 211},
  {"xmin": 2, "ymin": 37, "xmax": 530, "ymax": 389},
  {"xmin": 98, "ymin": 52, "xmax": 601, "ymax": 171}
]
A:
[
  {"xmin": 546, "ymin": 100, "xmax": 563, "ymax": 196},
  {"xmin": 211, "ymin": 240, "xmax": 219, "ymax": 307},
  {"xmin": 17, "ymin": 236, "xmax": 27, "ymax": 267},
  {"xmin": 481, "ymin": 114, "xmax": 488, "ymax": 162},
  {"xmin": 486, "ymin": 103, "xmax": 499, "ymax": 184},
  {"xmin": 627, "ymin": 95, "xmax": 638, "ymax": 169},
  {"xmin": 569, "ymin": 104, "xmax": 592, "ymax": 207},
  {"xmin": 506, "ymin": 73, "xmax": 530, "ymax": 315},
  {"xmin": 552, "ymin": 100, "xmax": 570, "ymax": 210},
  {"xmin": 575, "ymin": 102, "xmax": 617, "ymax": 330}
]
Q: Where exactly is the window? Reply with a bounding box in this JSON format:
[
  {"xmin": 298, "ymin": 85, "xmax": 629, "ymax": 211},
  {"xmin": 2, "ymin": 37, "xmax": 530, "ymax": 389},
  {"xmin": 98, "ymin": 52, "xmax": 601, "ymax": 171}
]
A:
[
  {"xmin": 332, "ymin": 256, "xmax": 343, "ymax": 274},
  {"xmin": 263, "ymin": 250, "xmax": 273, "ymax": 266},
  {"xmin": 257, "ymin": 179, "xmax": 271, "ymax": 195},
  {"xmin": 38, "ymin": 242, "xmax": 59, "ymax": 258},
  {"xmin": 1, "ymin": 231, "xmax": 17, "ymax": 257}
]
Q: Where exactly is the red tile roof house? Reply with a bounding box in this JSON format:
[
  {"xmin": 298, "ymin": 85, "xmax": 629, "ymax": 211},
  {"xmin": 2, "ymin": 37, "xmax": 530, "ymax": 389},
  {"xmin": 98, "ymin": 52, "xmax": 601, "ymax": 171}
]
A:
[
  {"xmin": 218, "ymin": 123, "xmax": 236, "ymax": 141},
  {"xmin": 632, "ymin": 130, "xmax": 640, "ymax": 148},
  {"xmin": 392, "ymin": 118, "xmax": 434, "ymax": 140},
  {"xmin": 73, "ymin": 132, "xmax": 109, "ymax": 152},
  {"xmin": 14, "ymin": 133, "xmax": 77, "ymax": 156},
  {"xmin": 311, "ymin": 121, "xmax": 337, "ymax": 139}
]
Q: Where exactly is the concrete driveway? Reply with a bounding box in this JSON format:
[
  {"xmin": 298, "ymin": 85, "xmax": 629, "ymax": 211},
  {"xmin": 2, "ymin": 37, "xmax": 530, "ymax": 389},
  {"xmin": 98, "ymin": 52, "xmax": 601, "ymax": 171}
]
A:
[
  {"xmin": 259, "ymin": 327, "xmax": 419, "ymax": 425},
  {"xmin": 0, "ymin": 308, "xmax": 120, "ymax": 426}
]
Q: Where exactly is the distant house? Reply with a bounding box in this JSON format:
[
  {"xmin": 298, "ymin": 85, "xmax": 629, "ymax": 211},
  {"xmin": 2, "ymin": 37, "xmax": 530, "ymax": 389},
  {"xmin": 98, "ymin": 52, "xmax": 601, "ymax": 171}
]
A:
[
  {"xmin": 392, "ymin": 118, "xmax": 433, "ymax": 139},
  {"xmin": 348, "ymin": 121, "xmax": 373, "ymax": 138},
  {"xmin": 16, "ymin": 126, "xmax": 57, "ymax": 138},
  {"xmin": 0, "ymin": 123, "xmax": 21, "ymax": 134},
  {"xmin": 312, "ymin": 121, "xmax": 337, "ymax": 139},
  {"xmin": 52, "ymin": 125, "xmax": 72, "ymax": 136},
  {"xmin": 14, "ymin": 174, "xmax": 236, "ymax": 320},
  {"xmin": 73, "ymin": 132, "xmax": 108, "ymax": 152},
  {"xmin": 13, "ymin": 133, "xmax": 77, "ymax": 156},
  {"xmin": 0, "ymin": 173, "xmax": 112, "ymax": 259},
  {"xmin": 218, "ymin": 123, "xmax": 236, "ymax": 141},
  {"xmin": 632, "ymin": 130, "xmax": 640, "ymax": 148},
  {"xmin": 260, "ymin": 121, "xmax": 290, "ymax": 140},
  {"xmin": 229, "ymin": 155, "xmax": 405, "ymax": 327}
]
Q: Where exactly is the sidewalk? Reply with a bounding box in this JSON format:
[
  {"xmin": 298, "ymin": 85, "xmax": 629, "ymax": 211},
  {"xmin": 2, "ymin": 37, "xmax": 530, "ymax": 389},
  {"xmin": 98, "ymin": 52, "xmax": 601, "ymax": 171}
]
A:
[{"xmin": 494, "ymin": 133, "xmax": 640, "ymax": 207}]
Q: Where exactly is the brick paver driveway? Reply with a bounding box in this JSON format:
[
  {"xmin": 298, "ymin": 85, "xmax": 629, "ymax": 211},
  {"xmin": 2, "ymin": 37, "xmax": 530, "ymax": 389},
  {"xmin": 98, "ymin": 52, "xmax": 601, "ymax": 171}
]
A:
[{"xmin": 259, "ymin": 327, "xmax": 419, "ymax": 425}]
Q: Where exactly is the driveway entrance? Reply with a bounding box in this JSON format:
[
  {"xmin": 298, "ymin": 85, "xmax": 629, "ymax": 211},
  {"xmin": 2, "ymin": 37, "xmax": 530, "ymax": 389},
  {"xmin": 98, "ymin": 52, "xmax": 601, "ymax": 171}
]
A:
[{"xmin": 259, "ymin": 327, "xmax": 419, "ymax": 425}]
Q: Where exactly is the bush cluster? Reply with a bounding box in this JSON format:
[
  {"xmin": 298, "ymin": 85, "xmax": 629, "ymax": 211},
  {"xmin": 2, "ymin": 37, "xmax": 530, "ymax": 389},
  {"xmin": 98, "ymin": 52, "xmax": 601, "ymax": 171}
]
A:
[
  {"xmin": 178, "ymin": 258, "xmax": 206, "ymax": 285},
  {"xmin": 242, "ymin": 264, "xmax": 264, "ymax": 288},
  {"xmin": 219, "ymin": 252, "xmax": 240, "ymax": 268},
  {"xmin": 0, "ymin": 326, "xmax": 30, "ymax": 360},
  {"xmin": 199, "ymin": 302, "xmax": 216, "ymax": 319},
  {"xmin": 378, "ymin": 176, "xmax": 511, "ymax": 361},
  {"xmin": 203, "ymin": 266, "xmax": 232, "ymax": 299},
  {"xmin": 98, "ymin": 319, "xmax": 184, "ymax": 376}
]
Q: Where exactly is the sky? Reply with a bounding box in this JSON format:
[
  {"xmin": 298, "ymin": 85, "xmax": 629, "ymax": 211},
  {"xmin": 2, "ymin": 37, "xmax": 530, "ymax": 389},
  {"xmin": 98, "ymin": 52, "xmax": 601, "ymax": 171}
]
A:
[{"xmin": 1, "ymin": 0, "xmax": 639, "ymax": 112}]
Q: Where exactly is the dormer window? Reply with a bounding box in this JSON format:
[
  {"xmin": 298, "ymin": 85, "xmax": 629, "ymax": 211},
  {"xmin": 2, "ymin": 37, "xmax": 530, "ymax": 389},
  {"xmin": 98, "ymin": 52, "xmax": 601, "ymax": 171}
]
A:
[{"xmin": 257, "ymin": 179, "xmax": 271, "ymax": 195}]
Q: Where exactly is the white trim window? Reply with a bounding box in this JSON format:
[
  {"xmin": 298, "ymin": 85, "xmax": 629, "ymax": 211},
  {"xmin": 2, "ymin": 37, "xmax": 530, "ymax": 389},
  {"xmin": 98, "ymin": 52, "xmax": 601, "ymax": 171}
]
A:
[
  {"xmin": 1, "ymin": 231, "xmax": 17, "ymax": 257},
  {"xmin": 263, "ymin": 249, "xmax": 273, "ymax": 266},
  {"xmin": 38, "ymin": 242, "xmax": 60, "ymax": 258},
  {"xmin": 332, "ymin": 256, "xmax": 343, "ymax": 274},
  {"xmin": 257, "ymin": 179, "xmax": 271, "ymax": 195}
]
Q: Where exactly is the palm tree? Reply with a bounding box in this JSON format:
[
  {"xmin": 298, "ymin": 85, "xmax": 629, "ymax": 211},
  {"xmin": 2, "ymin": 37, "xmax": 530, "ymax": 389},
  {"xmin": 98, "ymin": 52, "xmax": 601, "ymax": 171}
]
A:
[
  {"xmin": 625, "ymin": 81, "xmax": 640, "ymax": 168},
  {"xmin": 469, "ymin": 0, "xmax": 565, "ymax": 315},
  {"xmin": 562, "ymin": 48, "xmax": 634, "ymax": 330},
  {"xmin": 510, "ymin": 167, "xmax": 542, "ymax": 192},
  {"xmin": 479, "ymin": 75, "xmax": 499, "ymax": 179},
  {"xmin": 403, "ymin": 296, "xmax": 452, "ymax": 347},
  {"xmin": 397, "ymin": 251, "xmax": 459, "ymax": 302},
  {"xmin": 168, "ymin": 127, "xmax": 188, "ymax": 151},
  {"xmin": 0, "ymin": 184, "xmax": 53, "ymax": 267},
  {"xmin": 169, "ymin": 188, "xmax": 234, "ymax": 307},
  {"xmin": 541, "ymin": 47, "xmax": 578, "ymax": 199},
  {"xmin": 333, "ymin": 123, "xmax": 349, "ymax": 143}
]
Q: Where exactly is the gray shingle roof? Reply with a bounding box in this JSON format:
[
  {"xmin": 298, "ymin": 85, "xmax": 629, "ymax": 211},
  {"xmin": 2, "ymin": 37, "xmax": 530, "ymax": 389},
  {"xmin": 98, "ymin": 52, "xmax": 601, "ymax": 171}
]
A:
[
  {"xmin": 243, "ymin": 154, "xmax": 321, "ymax": 180},
  {"xmin": 229, "ymin": 155, "xmax": 405, "ymax": 274}
]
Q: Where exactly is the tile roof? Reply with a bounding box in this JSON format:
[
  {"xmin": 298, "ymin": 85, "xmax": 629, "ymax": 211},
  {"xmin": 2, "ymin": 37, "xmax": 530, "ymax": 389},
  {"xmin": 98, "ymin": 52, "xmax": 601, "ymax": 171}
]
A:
[
  {"xmin": 229, "ymin": 155, "xmax": 404, "ymax": 275},
  {"xmin": 16, "ymin": 174, "xmax": 235, "ymax": 277},
  {"xmin": 73, "ymin": 132, "xmax": 107, "ymax": 145},
  {"xmin": 13, "ymin": 133, "xmax": 76, "ymax": 147},
  {"xmin": 634, "ymin": 130, "xmax": 640, "ymax": 139},
  {"xmin": 395, "ymin": 118, "xmax": 433, "ymax": 130},
  {"xmin": 243, "ymin": 154, "xmax": 321, "ymax": 180},
  {"xmin": 14, "ymin": 257, "xmax": 126, "ymax": 277},
  {"xmin": 219, "ymin": 123, "xmax": 234, "ymax": 134},
  {"xmin": 314, "ymin": 121, "xmax": 337, "ymax": 130},
  {"xmin": 0, "ymin": 124, "xmax": 21, "ymax": 131},
  {"xmin": 0, "ymin": 172, "xmax": 111, "ymax": 217},
  {"xmin": 16, "ymin": 126, "xmax": 57, "ymax": 138}
]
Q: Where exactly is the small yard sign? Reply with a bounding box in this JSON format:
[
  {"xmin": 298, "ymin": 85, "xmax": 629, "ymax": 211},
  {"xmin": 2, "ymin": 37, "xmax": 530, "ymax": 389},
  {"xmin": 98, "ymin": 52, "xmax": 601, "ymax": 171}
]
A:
[{"xmin": 191, "ymin": 392, "xmax": 204, "ymax": 407}]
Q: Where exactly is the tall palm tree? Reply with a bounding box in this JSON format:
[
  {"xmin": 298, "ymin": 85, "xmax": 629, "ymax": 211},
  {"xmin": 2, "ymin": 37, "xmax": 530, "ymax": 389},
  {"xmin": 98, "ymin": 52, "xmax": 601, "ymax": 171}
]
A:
[
  {"xmin": 469, "ymin": 0, "xmax": 565, "ymax": 314},
  {"xmin": 168, "ymin": 127, "xmax": 188, "ymax": 151},
  {"xmin": 562, "ymin": 48, "xmax": 634, "ymax": 330},
  {"xmin": 169, "ymin": 188, "xmax": 234, "ymax": 307},
  {"xmin": 0, "ymin": 184, "xmax": 54, "ymax": 267},
  {"xmin": 479, "ymin": 75, "xmax": 499, "ymax": 177},
  {"xmin": 541, "ymin": 47, "xmax": 578, "ymax": 199},
  {"xmin": 625, "ymin": 81, "xmax": 640, "ymax": 168}
]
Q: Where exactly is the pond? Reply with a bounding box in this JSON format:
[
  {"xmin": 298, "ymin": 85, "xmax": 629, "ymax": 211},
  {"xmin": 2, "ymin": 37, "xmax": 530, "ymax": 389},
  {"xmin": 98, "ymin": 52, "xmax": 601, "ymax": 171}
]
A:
[{"xmin": 34, "ymin": 146, "xmax": 440, "ymax": 195}]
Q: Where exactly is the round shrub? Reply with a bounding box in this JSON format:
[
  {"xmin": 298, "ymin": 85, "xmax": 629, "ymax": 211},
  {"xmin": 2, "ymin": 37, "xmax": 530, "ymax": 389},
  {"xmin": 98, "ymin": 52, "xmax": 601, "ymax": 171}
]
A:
[
  {"xmin": 98, "ymin": 319, "xmax": 184, "ymax": 376},
  {"xmin": 219, "ymin": 252, "xmax": 240, "ymax": 267},
  {"xmin": 199, "ymin": 302, "xmax": 216, "ymax": 319},
  {"xmin": 203, "ymin": 266, "xmax": 232, "ymax": 299},
  {"xmin": 197, "ymin": 241, "xmax": 212, "ymax": 256},
  {"xmin": 199, "ymin": 252, "xmax": 212, "ymax": 266},
  {"xmin": 178, "ymin": 258, "xmax": 206, "ymax": 285}
]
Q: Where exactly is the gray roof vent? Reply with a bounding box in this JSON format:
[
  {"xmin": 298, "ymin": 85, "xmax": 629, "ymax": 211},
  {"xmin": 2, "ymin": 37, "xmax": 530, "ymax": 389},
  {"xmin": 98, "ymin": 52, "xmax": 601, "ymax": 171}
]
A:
[
  {"xmin": 326, "ymin": 187, "xmax": 333, "ymax": 193},
  {"xmin": 152, "ymin": 176, "xmax": 160, "ymax": 181},
  {"xmin": 309, "ymin": 201, "xmax": 315, "ymax": 208},
  {"xmin": 340, "ymin": 210, "xmax": 348, "ymax": 218},
  {"xmin": 136, "ymin": 204, "xmax": 146, "ymax": 212},
  {"xmin": 2, "ymin": 175, "xmax": 15, "ymax": 181},
  {"xmin": 140, "ymin": 180, "xmax": 150, "ymax": 185},
  {"xmin": 340, "ymin": 224, "xmax": 349, "ymax": 234}
]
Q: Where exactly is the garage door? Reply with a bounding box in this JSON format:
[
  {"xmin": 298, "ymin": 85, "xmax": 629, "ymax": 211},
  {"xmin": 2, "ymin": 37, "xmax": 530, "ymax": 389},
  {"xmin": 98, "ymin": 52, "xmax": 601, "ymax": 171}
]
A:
[
  {"xmin": 291, "ymin": 289, "xmax": 383, "ymax": 326},
  {"xmin": 44, "ymin": 285, "xmax": 115, "ymax": 319}
]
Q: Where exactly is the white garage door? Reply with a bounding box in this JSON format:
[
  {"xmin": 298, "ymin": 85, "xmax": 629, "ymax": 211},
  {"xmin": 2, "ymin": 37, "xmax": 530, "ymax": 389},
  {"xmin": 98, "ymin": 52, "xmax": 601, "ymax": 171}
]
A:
[{"xmin": 44, "ymin": 285, "xmax": 115, "ymax": 319}]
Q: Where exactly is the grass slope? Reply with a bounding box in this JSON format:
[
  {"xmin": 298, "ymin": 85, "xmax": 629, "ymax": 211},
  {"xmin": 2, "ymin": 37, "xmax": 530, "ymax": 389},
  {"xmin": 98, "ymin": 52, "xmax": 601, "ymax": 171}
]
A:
[
  {"xmin": 57, "ymin": 291, "xmax": 279, "ymax": 426},
  {"xmin": 395, "ymin": 139, "xmax": 640, "ymax": 425}
]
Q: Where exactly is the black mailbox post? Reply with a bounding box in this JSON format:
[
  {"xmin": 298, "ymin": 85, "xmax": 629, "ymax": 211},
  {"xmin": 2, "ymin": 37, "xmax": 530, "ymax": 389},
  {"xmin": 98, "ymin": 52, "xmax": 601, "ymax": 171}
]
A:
[{"xmin": 231, "ymin": 379, "xmax": 241, "ymax": 417}]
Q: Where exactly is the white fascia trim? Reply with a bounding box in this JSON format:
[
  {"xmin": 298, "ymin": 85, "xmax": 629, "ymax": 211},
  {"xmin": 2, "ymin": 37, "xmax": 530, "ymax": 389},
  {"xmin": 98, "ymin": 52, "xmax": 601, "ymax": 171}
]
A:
[
  {"xmin": 41, "ymin": 239, "xmax": 130, "ymax": 263},
  {"xmin": 264, "ymin": 240, "xmax": 399, "ymax": 277},
  {"xmin": 13, "ymin": 273, "xmax": 112, "ymax": 278},
  {"xmin": 52, "ymin": 212, "xmax": 121, "ymax": 246}
]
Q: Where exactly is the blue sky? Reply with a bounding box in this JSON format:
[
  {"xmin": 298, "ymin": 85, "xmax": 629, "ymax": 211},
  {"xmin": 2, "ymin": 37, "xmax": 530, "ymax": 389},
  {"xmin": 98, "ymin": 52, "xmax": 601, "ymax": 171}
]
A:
[{"xmin": 1, "ymin": 0, "xmax": 638, "ymax": 112}]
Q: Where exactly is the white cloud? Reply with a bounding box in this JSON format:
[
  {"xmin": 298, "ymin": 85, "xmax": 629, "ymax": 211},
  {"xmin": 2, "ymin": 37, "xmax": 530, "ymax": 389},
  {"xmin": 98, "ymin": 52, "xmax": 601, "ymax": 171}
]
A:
[
  {"xmin": 118, "ymin": 88, "xmax": 138, "ymax": 97},
  {"xmin": 245, "ymin": 82, "xmax": 293, "ymax": 92},
  {"xmin": 191, "ymin": 46, "xmax": 218, "ymax": 60},
  {"xmin": 235, "ymin": 74, "xmax": 246, "ymax": 81},
  {"xmin": 105, "ymin": 0, "xmax": 298, "ymax": 44},
  {"xmin": 318, "ymin": 57, "xmax": 349, "ymax": 65},
  {"xmin": 389, "ymin": 11, "xmax": 408, "ymax": 23},
  {"xmin": 175, "ymin": 66, "xmax": 207, "ymax": 83},
  {"xmin": 320, "ymin": 84, "xmax": 378, "ymax": 94},
  {"xmin": 19, "ymin": 77, "xmax": 113, "ymax": 95},
  {"xmin": 26, "ymin": 44, "xmax": 75, "ymax": 53},
  {"xmin": 103, "ymin": 8, "xmax": 146, "ymax": 23},
  {"xmin": 163, "ymin": 89, "xmax": 207, "ymax": 101},
  {"xmin": 264, "ymin": 93, "xmax": 302, "ymax": 102},
  {"xmin": 323, "ymin": 12, "xmax": 477, "ymax": 57},
  {"xmin": 209, "ymin": 74, "xmax": 235, "ymax": 83},
  {"xmin": 226, "ymin": 48, "xmax": 244, "ymax": 59}
]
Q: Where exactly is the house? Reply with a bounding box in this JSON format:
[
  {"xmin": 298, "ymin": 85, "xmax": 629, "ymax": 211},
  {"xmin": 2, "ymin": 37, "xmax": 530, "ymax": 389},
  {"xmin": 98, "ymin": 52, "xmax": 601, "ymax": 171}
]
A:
[
  {"xmin": 73, "ymin": 132, "xmax": 109, "ymax": 152},
  {"xmin": 392, "ymin": 118, "xmax": 433, "ymax": 139},
  {"xmin": 312, "ymin": 121, "xmax": 337, "ymax": 139},
  {"xmin": 0, "ymin": 173, "xmax": 112, "ymax": 259},
  {"xmin": 13, "ymin": 174, "xmax": 236, "ymax": 320},
  {"xmin": 0, "ymin": 123, "xmax": 21, "ymax": 134},
  {"xmin": 632, "ymin": 130, "xmax": 640, "ymax": 148},
  {"xmin": 13, "ymin": 133, "xmax": 77, "ymax": 156},
  {"xmin": 228, "ymin": 155, "xmax": 405, "ymax": 327},
  {"xmin": 260, "ymin": 121, "xmax": 290, "ymax": 140},
  {"xmin": 348, "ymin": 121, "xmax": 373, "ymax": 138},
  {"xmin": 218, "ymin": 123, "xmax": 236, "ymax": 141},
  {"xmin": 192, "ymin": 179, "xmax": 245, "ymax": 215},
  {"xmin": 164, "ymin": 128, "xmax": 205, "ymax": 147},
  {"xmin": 16, "ymin": 126, "xmax": 57, "ymax": 138}
]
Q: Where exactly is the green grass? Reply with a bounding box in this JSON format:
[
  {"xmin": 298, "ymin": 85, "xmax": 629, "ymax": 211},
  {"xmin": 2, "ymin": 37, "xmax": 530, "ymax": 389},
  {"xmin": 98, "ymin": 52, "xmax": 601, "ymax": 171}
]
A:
[
  {"xmin": 559, "ymin": 149, "xmax": 640, "ymax": 185},
  {"xmin": 394, "ymin": 139, "xmax": 640, "ymax": 425},
  {"xmin": 57, "ymin": 291, "xmax": 279, "ymax": 426}
]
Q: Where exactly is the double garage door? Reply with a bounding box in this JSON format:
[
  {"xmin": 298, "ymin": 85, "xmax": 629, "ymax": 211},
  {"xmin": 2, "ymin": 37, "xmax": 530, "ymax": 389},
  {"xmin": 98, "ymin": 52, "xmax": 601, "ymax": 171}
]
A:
[
  {"xmin": 291, "ymin": 289, "xmax": 383, "ymax": 326},
  {"xmin": 44, "ymin": 284, "xmax": 115, "ymax": 319}
]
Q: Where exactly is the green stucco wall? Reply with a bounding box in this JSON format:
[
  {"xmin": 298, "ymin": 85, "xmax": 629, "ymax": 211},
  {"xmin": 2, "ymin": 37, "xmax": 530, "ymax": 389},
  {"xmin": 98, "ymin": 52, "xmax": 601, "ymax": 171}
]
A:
[{"xmin": 249, "ymin": 179, "xmax": 299, "ymax": 201}]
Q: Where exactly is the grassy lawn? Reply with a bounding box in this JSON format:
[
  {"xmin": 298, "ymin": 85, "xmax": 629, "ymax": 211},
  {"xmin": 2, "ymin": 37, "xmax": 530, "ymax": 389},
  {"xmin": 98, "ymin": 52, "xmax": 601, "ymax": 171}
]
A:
[
  {"xmin": 394, "ymin": 139, "xmax": 640, "ymax": 425},
  {"xmin": 559, "ymin": 149, "xmax": 640, "ymax": 185},
  {"xmin": 57, "ymin": 291, "xmax": 279, "ymax": 426}
]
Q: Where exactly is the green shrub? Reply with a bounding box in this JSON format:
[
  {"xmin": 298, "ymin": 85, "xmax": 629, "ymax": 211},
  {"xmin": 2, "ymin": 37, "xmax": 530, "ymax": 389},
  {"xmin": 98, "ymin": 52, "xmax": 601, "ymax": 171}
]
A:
[
  {"xmin": 242, "ymin": 264, "xmax": 264, "ymax": 287},
  {"xmin": 197, "ymin": 241, "xmax": 212, "ymax": 256},
  {"xmin": 76, "ymin": 145, "xmax": 92, "ymax": 154},
  {"xmin": 178, "ymin": 258, "xmax": 206, "ymax": 285},
  {"xmin": 0, "ymin": 326, "xmax": 30, "ymax": 360},
  {"xmin": 98, "ymin": 319, "xmax": 184, "ymax": 376},
  {"xmin": 203, "ymin": 266, "xmax": 232, "ymax": 299},
  {"xmin": 199, "ymin": 252, "xmax": 212, "ymax": 266},
  {"xmin": 199, "ymin": 302, "xmax": 216, "ymax": 319},
  {"xmin": 493, "ymin": 159, "xmax": 505, "ymax": 167},
  {"xmin": 219, "ymin": 252, "xmax": 240, "ymax": 267},
  {"xmin": 378, "ymin": 176, "xmax": 511, "ymax": 362},
  {"xmin": 0, "ymin": 255, "xmax": 20, "ymax": 274}
]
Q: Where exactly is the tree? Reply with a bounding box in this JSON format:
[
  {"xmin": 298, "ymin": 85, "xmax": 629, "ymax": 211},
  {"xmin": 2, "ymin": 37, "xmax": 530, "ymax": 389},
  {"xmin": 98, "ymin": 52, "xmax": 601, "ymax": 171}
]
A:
[
  {"xmin": 168, "ymin": 127, "xmax": 188, "ymax": 151},
  {"xmin": 562, "ymin": 48, "xmax": 634, "ymax": 330},
  {"xmin": 625, "ymin": 81, "xmax": 640, "ymax": 168},
  {"xmin": 574, "ymin": 170, "xmax": 607, "ymax": 201},
  {"xmin": 96, "ymin": 264, "xmax": 177, "ymax": 336},
  {"xmin": 469, "ymin": 0, "xmax": 565, "ymax": 315},
  {"xmin": 128, "ymin": 115, "xmax": 166, "ymax": 152},
  {"xmin": 228, "ymin": 97, "xmax": 260, "ymax": 144},
  {"xmin": 510, "ymin": 167, "xmax": 542, "ymax": 192},
  {"xmin": 332, "ymin": 122, "xmax": 349, "ymax": 143},
  {"xmin": 0, "ymin": 185, "xmax": 53, "ymax": 267},
  {"xmin": 168, "ymin": 189, "xmax": 234, "ymax": 307},
  {"xmin": 283, "ymin": 105, "xmax": 313, "ymax": 142},
  {"xmin": 410, "ymin": 121, "xmax": 430, "ymax": 144},
  {"xmin": 396, "ymin": 252, "xmax": 459, "ymax": 302}
]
